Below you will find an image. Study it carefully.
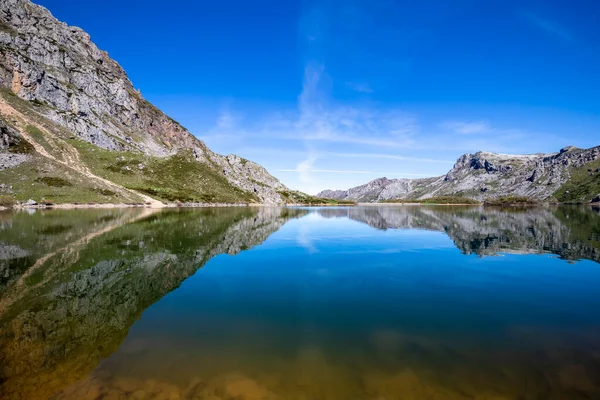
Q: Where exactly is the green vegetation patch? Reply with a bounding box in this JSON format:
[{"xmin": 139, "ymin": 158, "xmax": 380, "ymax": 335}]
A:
[
  {"xmin": 0, "ymin": 195, "xmax": 16, "ymax": 208},
  {"xmin": 0, "ymin": 155, "xmax": 135, "ymax": 204},
  {"xmin": 25, "ymin": 124, "xmax": 68, "ymax": 160},
  {"xmin": 0, "ymin": 19, "xmax": 17, "ymax": 36},
  {"xmin": 70, "ymin": 139, "xmax": 258, "ymax": 203},
  {"xmin": 554, "ymin": 158, "xmax": 600, "ymax": 203},
  {"xmin": 35, "ymin": 176, "xmax": 73, "ymax": 187}
]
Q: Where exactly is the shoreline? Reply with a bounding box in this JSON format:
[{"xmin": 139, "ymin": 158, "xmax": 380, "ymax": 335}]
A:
[
  {"xmin": 0, "ymin": 202, "xmax": 357, "ymax": 211},
  {"xmin": 363, "ymin": 202, "xmax": 479, "ymax": 206},
  {"xmin": 1, "ymin": 201, "xmax": 598, "ymax": 211}
]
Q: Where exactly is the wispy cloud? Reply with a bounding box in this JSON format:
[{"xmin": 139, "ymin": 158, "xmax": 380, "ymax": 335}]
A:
[
  {"xmin": 196, "ymin": 108, "xmax": 243, "ymax": 146},
  {"xmin": 215, "ymin": 109, "xmax": 236, "ymax": 130},
  {"xmin": 320, "ymin": 151, "xmax": 452, "ymax": 164},
  {"xmin": 522, "ymin": 12, "xmax": 574, "ymax": 43},
  {"xmin": 275, "ymin": 168, "xmax": 429, "ymax": 176},
  {"xmin": 440, "ymin": 120, "xmax": 491, "ymax": 135},
  {"xmin": 296, "ymin": 152, "xmax": 317, "ymax": 186},
  {"xmin": 295, "ymin": 64, "xmax": 419, "ymax": 147}
]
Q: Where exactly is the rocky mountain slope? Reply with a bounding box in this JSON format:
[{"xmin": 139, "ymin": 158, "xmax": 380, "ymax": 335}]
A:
[
  {"xmin": 0, "ymin": 0, "xmax": 300, "ymax": 205},
  {"xmin": 318, "ymin": 146, "xmax": 600, "ymax": 203}
]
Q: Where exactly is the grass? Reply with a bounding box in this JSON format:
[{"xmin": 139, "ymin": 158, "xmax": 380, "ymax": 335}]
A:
[
  {"xmin": 0, "ymin": 87, "xmax": 310, "ymax": 205},
  {"xmin": 71, "ymin": 139, "xmax": 258, "ymax": 203},
  {"xmin": 26, "ymin": 124, "xmax": 51, "ymax": 147},
  {"xmin": 35, "ymin": 176, "xmax": 73, "ymax": 187},
  {"xmin": 0, "ymin": 154, "xmax": 135, "ymax": 203},
  {"xmin": 381, "ymin": 196, "xmax": 481, "ymax": 205},
  {"xmin": 554, "ymin": 158, "xmax": 600, "ymax": 203}
]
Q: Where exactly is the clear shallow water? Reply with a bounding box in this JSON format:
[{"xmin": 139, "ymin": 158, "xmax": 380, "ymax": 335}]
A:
[{"xmin": 1, "ymin": 206, "xmax": 599, "ymax": 400}]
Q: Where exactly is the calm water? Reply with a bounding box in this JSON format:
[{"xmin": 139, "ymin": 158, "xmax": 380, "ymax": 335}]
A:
[{"xmin": 1, "ymin": 205, "xmax": 600, "ymax": 400}]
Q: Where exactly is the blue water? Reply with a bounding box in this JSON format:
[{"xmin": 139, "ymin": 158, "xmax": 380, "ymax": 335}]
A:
[{"xmin": 1, "ymin": 205, "xmax": 599, "ymax": 399}]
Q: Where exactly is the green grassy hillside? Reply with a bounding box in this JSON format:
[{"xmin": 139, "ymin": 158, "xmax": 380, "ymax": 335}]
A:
[
  {"xmin": 554, "ymin": 159, "xmax": 600, "ymax": 203},
  {"xmin": 0, "ymin": 89, "xmax": 260, "ymax": 204}
]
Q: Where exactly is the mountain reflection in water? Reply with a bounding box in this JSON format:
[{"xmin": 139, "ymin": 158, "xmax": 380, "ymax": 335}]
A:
[{"xmin": 0, "ymin": 205, "xmax": 599, "ymax": 400}]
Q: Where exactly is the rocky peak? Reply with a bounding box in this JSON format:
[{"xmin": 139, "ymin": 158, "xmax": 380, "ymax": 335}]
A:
[
  {"xmin": 560, "ymin": 145, "xmax": 579, "ymax": 154},
  {"xmin": 0, "ymin": 0, "xmax": 200, "ymax": 155},
  {"xmin": 320, "ymin": 145, "xmax": 600, "ymax": 203}
]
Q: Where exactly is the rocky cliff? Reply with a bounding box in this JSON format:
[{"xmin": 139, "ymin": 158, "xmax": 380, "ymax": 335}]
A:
[
  {"xmin": 0, "ymin": 0, "xmax": 291, "ymax": 204},
  {"xmin": 318, "ymin": 146, "xmax": 600, "ymax": 203}
]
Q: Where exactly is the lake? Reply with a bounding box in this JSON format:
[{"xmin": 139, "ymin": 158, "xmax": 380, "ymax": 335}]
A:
[{"xmin": 1, "ymin": 205, "xmax": 599, "ymax": 400}]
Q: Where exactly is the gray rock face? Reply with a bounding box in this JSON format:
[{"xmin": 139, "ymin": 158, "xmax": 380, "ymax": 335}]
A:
[
  {"xmin": 206, "ymin": 153, "xmax": 287, "ymax": 205},
  {"xmin": 317, "ymin": 189, "xmax": 347, "ymax": 199},
  {"xmin": 0, "ymin": 152, "xmax": 27, "ymax": 170},
  {"xmin": 0, "ymin": 116, "xmax": 30, "ymax": 169},
  {"xmin": 317, "ymin": 146, "xmax": 600, "ymax": 202},
  {"xmin": 0, "ymin": 0, "xmax": 288, "ymax": 204}
]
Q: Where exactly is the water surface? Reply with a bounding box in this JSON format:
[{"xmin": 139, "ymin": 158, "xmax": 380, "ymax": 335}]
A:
[{"xmin": 1, "ymin": 205, "xmax": 600, "ymax": 399}]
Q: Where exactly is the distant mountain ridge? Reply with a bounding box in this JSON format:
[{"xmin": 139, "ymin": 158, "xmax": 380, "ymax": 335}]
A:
[
  {"xmin": 0, "ymin": 0, "xmax": 317, "ymax": 205},
  {"xmin": 318, "ymin": 146, "xmax": 600, "ymax": 203}
]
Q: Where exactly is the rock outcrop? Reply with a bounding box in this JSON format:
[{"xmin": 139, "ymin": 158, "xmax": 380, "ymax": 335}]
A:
[
  {"xmin": 0, "ymin": 116, "xmax": 30, "ymax": 170},
  {"xmin": 318, "ymin": 146, "xmax": 600, "ymax": 203},
  {"xmin": 0, "ymin": 0, "xmax": 289, "ymax": 204}
]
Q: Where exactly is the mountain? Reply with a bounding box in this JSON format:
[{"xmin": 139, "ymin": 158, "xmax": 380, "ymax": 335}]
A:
[
  {"xmin": 318, "ymin": 146, "xmax": 600, "ymax": 203},
  {"xmin": 0, "ymin": 0, "xmax": 311, "ymax": 205}
]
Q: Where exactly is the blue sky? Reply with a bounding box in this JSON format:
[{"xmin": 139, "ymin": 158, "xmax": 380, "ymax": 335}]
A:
[{"xmin": 37, "ymin": 0, "xmax": 600, "ymax": 194}]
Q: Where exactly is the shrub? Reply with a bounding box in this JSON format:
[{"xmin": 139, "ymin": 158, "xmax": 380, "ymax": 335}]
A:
[
  {"xmin": 35, "ymin": 176, "xmax": 73, "ymax": 187},
  {"xmin": 92, "ymin": 188, "xmax": 116, "ymax": 196},
  {"xmin": 0, "ymin": 195, "xmax": 15, "ymax": 208}
]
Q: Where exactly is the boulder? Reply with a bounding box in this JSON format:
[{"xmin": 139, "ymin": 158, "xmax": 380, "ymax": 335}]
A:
[{"xmin": 24, "ymin": 199, "xmax": 37, "ymax": 206}]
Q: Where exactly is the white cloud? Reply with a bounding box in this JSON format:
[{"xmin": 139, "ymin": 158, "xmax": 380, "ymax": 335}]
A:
[{"xmin": 296, "ymin": 153, "xmax": 317, "ymax": 185}]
